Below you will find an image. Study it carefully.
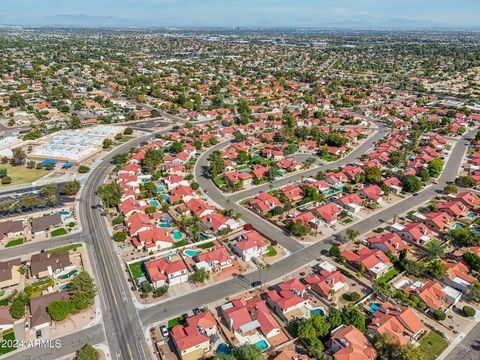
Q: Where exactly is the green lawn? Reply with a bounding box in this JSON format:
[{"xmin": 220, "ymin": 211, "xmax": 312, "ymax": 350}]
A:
[
  {"xmin": 117, "ymin": 136, "xmax": 135, "ymax": 143},
  {"xmin": 197, "ymin": 242, "xmax": 215, "ymax": 249},
  {"xmin": 167, "ymin": 316, "xmax": 185, "ymax": 330},
  {"xmin": 377, "ymin": 268, "xmax": 399, "ymax": 284},
  {"xmin": 0, "ymin": 298, "xmax": 8, "ymax": 306},
  {"xmin": 264, "ymin": 244, "xmax": 277, "ymax": 257},
  {"xmin": 4, "ymin": 238, "xmax": 24, "ymax": 248},
  {"xmin": 0, "ymin": 331, "xmax": 16, "ymax": 355},
  {"xmin": 320, "ymin": 155, "xmax": 338, "ymax": 162},
  {"xmin": 47, "ymin": 243, "xmax": 81, "ymax": 254},
  {"xmin": 343, "ymin": 218, "xmax": 353, "ymax": 224},
  {"xmin": 173, "ymin": 240, "xmax": 188, "ymax": 248},
  {"xmin": 128, "ymin": 262, "xmax": 144, "ymax": 279},
  {"xmin": 50, "ymin": 228, "xmax": 68, "ymax": 237},
  {"xmin": 418, "ymin": 332, "xmax": 448, "ymax": 360},
  {"xmin": 214, "ymin": 177, "xmax": 225, "ymax": 186},
  {"xmin": 0, "ymin": 164, "xmax": 50, "ymax": 186}
]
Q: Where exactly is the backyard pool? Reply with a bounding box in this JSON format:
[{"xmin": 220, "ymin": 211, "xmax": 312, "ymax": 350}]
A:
[
  {"xmin": 239, "ymin": 169, "xmax": 250, "ymax": 173},
  {"xmin": 161, "ymin": 194, "xmax": 169, "ymax": 201},
  {"xmin": 159, "ymin": 223, "xmax": 173, "ymax": 228},
  {"xmin": 454, "ymin": 222, "xmax": 464, "ymax": 229},
  {"xmin": 162, "ymin": 215, "xmax": 173, "ymax": 222},
  {"xmin": 325, "ymin": 189, "xmax": 335, "ymax": 195},
  {"xmin": 310, "ymin": 308, "xmax": 325, "ymax": 316},
  {"xmin": 255, "ymin": 340, "xmax": 269, "ymax": 351},
  {"xmin": 467, "ymin": 212, "xmax": 477, "ymax": 219},
  {"xmin": 200, "ymin": 233, "xmax": 209, "ymax": 241},
  {"xmin": 216, "ymin": 343, "xmax": 230, "ymax": 355},
  {"xmin": 173, "ymin": 230, "xmax": 183, "ymax": 241},
  {"xmin": 183, "ymin": 249, "xmax": 201, "ymax": 257},
  {"xmin": 369, "ymin": 303, "xmax": 381, "ymax": 314},
  {"xmin": 156, "ymin": 185, "xmax": 165, "ymax": 192},
  {"xmin": 57, "ymin": 210, "xmax": 71, "ymax": 216},
  {"xmin": 149, "ymin": 200, "xmax": 160, "ymax": 207}
]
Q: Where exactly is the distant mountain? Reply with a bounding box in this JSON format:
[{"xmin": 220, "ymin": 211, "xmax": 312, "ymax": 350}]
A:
[{"xmin": 321, "ymin": 18, "xmax": 472, "ymax": 30}]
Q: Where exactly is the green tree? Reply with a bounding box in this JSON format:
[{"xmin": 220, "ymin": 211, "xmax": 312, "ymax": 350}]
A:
[
  {"xmin": 97, "ymin": 182, "xmax": 122, "ymax": 208},
  {"xmin": 102, "ymin": 139, "xmax": 113, "ymax": 149},
  {"xmin": 70, "ymin": 271, "xmax": 97, "ymax": 310},
  {"xmin": 455, "ymin": 176, "xmax": 476, "ymax": 188},
  {"xmin": 143, "ymin": 149, "xmax": 163, "ymax": 173},
  {"xmin": 462, "ymin": 251, "xmax": 480, "ymax": 272},
  {"xmin": 402, "ymin": 175, "xmax": 422, "ymax": 193},
  {"xmin": 191, "ymin": 269, "xmax": 210, "ymax": 284},
  {"xmin": 140, "ymin": 182, "xmax": 157, "ymax": 199},
  {"xmin": 346, "ymin": 229, "xmax": 360, "ymax": 242},
  {"xmin": 428, "ymin": 158, "xmax": 444, "ymax": 178},
  {"xmin": 329, "ymin": 246, "xmax": 340, "ymax": 257},
  {"xmin": 9, "ymin": 293, "xmax": 27, "ymax": 319},
  {"xmin": 61, "ymin": 180, "xmax": 81, "ymax": 196},
  {"xmin": 388, "ymin": 151, "xmax": 406, "ymax": 167},
  {"xmin": 231, "ymin": 344, "xmax": 263, "ymax": 360},
  {"xmin": 364, "ymin": 166, "xmax": 382, "ymax": 184},
  {"xmin": 287, "ymin": 220, "xmax": 310, "ymax": 237},
  {"xmin": 78, "ymin": 165, "xmax": 90, "ymax": 173},
  {"xmin": 75, "ymin": 344, "xmax": 98, "ymax": 360},
  {"xmin": 113, "ymin": 232, "xmax": 126, "ymax": 242},
  {"xmin": 342, "ymin": 306, "xmax": 366, "ymax": 333},
  {"xmin": 374, "ymin": 333, "xmax": 426, "ymax": 360},
  {"xmin": 327, "ymin": 308, "xmax": 343, "ymax": 329},
  {"xmin": 208, "ymin": 151, "xmax": 226, "ymax": 177},
  {"xmin": 311, "ymin": 313, "xmax": 330, "ymax": 337},
  {"xmin": 47, "ymin": 300, "xmax": 76, "ymax": 321},
  {"xmin": 424, "ymin": 240, "xmax": 445, "ymax": 260},
  {"xmin": 169, "ymin": 141, "xmax": 183, "ymax": 154},
  {"xmin": 426, "ymin": 259, "xmax": 447, "ymax": 278},
  {"xmin": 10, "ymin": 148, "xmax": 27, "ymax": 166}
]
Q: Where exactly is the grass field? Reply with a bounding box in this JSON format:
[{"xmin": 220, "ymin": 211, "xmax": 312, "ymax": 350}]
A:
[
  {"xmin": 129, "ymin": 262, "xmax": 144, "ymax": 279},
  {"xmin": 377, "ymin": 268, "xmax": 399, "ymax": 284},
  {"xmin": 5, "ymin": 238, "xmax": 24, "ymax": 248},
  {"xmin": 51, "ymin": 228, "xmax": 68, "ymax": 237},
  {"xmin": 0, "ymin": 164, "xmax": 50, "ymax": 186},
  {"xmin": 47, "ymin": 243, "xmax": 81, "ymax": 254},
  {"xmin": 264, "ymin": 244, "xmax": 277, "ymax": 257},
  {"xmin": 197, "ymin": 242, "xmax": 215, "ymax": 249},
  {"xmin": 418, "ymin": 331, "xmax": 448, "ymax": 360},
  {"xmin": 167, "ymin": 316, "xmax": 185, "ymax": 330},
  {"xmin": 0, "ymin": 298, "xmax": 8, "ymax": 306},
  {"xmin": 0, "ymin": 331, "xmax": 16, "ymax": 355},
  {"xmin": 173, "ymin": 240, "xmax": 188, "ymax": 248}
]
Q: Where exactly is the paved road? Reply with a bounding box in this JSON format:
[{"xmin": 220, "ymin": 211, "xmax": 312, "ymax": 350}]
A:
[
  {"xmin": 140, "ymin": 128, "xmax": 475, "ymax": 328},
  {"xmin": 444, "ymin": 322, "xmax": 480, "ymax": 360}
]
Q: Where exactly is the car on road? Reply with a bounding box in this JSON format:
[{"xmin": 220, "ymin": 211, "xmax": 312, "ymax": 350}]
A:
[
  {"xmin": 160, "ymin": 325, "xmax": 169, "ymax": 338},
  {"xmin": 251, "ymin": 280, "xmax": 262, "ymax": 287}
]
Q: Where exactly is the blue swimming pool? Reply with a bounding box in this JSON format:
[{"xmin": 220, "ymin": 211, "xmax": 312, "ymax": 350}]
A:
[
  {"xmin": 159, "ymin": 223, "xmax": 172, "ymax": 228},
  {"xmin": 156, "ymin": 185, "xmax": 165, "ymax": 192},
  {"xmin": 183, "ymin": 249, "xmax": 201, "ymax": 257},
  {"xmin": 216, "ymin": 343, "xmax": 230, "ymax": 355},
  {"xmin": 255, "ymin": 340, "xmax": 269, "ymax": 351},
  {"xmin": 239, "ymin": 169, "xmax": 249, "ymax": 173},
  {"xmin": 173, "ymin": 230, "xmax": 182, "ymax": 241},
  {"xmin": 162, "ymin": 215, "xmax": 173, "ymax": 222},
  {"xmin": 455, "ymin": 222, "xmax": 464, "ymax": 229},
  {"xmin": 58, "ymin": 210, "xmax": 70, "ymax": 216},
  {"xmin": 149, "ymin": 200, "xmax": 160, "ymax": 207},
  {"xmin": 310, "ymin": 308, "xmax": 325, "ymax": 316},
  {"xmin": 467, "ymin": 212, "xmax": 477, "ymax": 219},
  {"xmin": 369, "ymin": 303, "xmax": 381, "ymax": 314},
  {"xmin": 161, "ymin": 194, "xmax": 169, "ymax": 201}
]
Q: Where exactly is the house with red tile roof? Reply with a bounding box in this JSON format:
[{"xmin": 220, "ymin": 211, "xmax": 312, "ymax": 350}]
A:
[
  {"xmin": 251, "ymin": 165, "xmax": 270, "ymax": 180},
  {"xmin": 443, "ymin": 260, "xmax": 476, "ymax": 293},
  {"xmin": 273, "ymin": 350, "xmax": 313, "ymax": 360},
  {"xmin": 230, "ymin": 230, "xmax": 268, "ymax": 261},
  {"xmin": 383, "ymin": 177, "xmax": 403, "ymax": 194},
  {"xmin": 126, "ymin": 212, "xmax": 152, "ymax": 236},
  {"xmin": 340, "ymin": 247, "xmax": 391, "ymax": 279},
  {"xmin": 193, "ymin": 247, "xmax": 233, "ymax": 272},
  {"xmin": 368, "ymin": 302, "xmax": 426, "ymax": 345},
  {"xmin": 221, "ymin": 296, "xmax": 281, "ymax": 343},
  {"xmin": 455, "ymin": 191, "xmax": 480, "ymax": 208},
  {"xmin": 280, "ymin": 185, "xmax": 304, "ymax": 202},
  {"xmin": 119, "ymin": 199, "xmax": 147, "ymax": 217},
  {"xmin": 145, "ymin": 258, "xmax": 188, "ymax": 288},
  {"xmin": 423, "ymin": 211, "xmax": 454, "ymax": 233},
  {"xmin": 330, "ymin": 325, "xmax": 377, "ymax": 360},
  {"xmin": 335, "ymin": 193, "xmax": 363, "ymax": 213},
  {"xmin": 250, "ymin": 192, "xmax": 283, "ymax": 214},
  {"xmin": 171, "ymin": 321, "xmax": 210, "ymax": 360},
  {"xmin": 358, "ymin": 184, "xmax": 384, "ymax": 202},
  {"xmin": 397, "ymin": 222, "xmax": 432, "ymax": 245},
  {"xmin": 265, "ymin": 287, "xmax": 310, "ymax": 323},
  {"xmin": 366, "ymin": 232, "xmax": 407, "ymax": 255},
  {"xmin": 304, "ymin": 269, "xmax": 347, "ymax": 300},
  {"xmin": 134, "ymin": 226, "xmax": 173, "ymax": 251},
  {"xmin": 186, "ymin": 198, "xmax": 216, "ymax": 218},
  {"xmin": 404, "ymin": 280, "xmax": 447, "ymax": 311},
  {"xmin": 313, "ymin": 203, "xmax": 341, "ymax": 224},
  {"xmin": 437, "ymin": 200, "xmax": 468, "ymax": 218},
  {"xmin": 224, "ymin": 171, "xmax": 253, "ymax": 185},
  {"xmin": 342, "ymin": 165, "xmax": 365, "ymax": 181}
]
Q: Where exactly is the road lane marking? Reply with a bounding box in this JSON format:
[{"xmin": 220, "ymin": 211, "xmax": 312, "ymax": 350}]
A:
[
  {"xmin": 127, "ymin": 343, "xmax": 134, "ymax": 360},
  {"xmin": 98, "ymin": 240, "xmax": 118, "ymax": 306}
]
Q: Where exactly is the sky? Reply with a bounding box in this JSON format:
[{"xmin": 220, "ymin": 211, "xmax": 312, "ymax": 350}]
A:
[{"xmin": 1, "ymin": 0, "xmax": 479, "ymax": 28}]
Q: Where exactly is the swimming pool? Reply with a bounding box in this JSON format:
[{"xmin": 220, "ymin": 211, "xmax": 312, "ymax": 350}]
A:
[
  {"xmin": 162, "ymin": 215, "xmax": 173, "ymax": 222},
  {"xmin": 369, "ymin": 303, "xmax": 381, "ymax": 314},
  {"xmin": 310, "ymin": 308, "xmax": 325, "ymax": 316},
  {"xmin": 161, "ymin": 194, "xmax": 169, "ymax": 201},
  {"xmin": 173, "ymin": 230, "xmax": 182, "ymax": 241},
  {"xmin": 156, "ymin": 185, "xmax": 165, "ymax": 192},
  {"xmin": 159, "ymin": 223, "xmax": 173, "ymax": 228},
  {"xmin": 467, "ymin": 212, "xmax": 477, "ymax": 219},
  {"xmin": 58, "ymin": 210, "xmax": 71, "ymax": 216},
  {"xmin": 149, "ymin": 200, "xmax": 160, "ymax": 207},
  {"xmin": 255, "ymin": 340, "xmax": 269, "ymax": 351},
  {"xmin": 200, "ymin": 233, "xmax": 209, "ymax": 241},
  {"xmin": 336, "ymin": 185, "xmax": 344, "ymax": 191},
  {"xmin": 326, "ymin": 189, "xmax": 335, "ymax": 195},
  {"xmin": 239, "ymin": 169, "xmax": 250, "ymax": 173},
  {"xmin": 216, "ymin": 343, "xmax": 230, "ymax": 355},
  {"xmin": 454, "ymin": 222, "xmax": 464, "ymax": 229},
  {"xmin": 183, "ymin": 249, "xmax": 201, "ymax": 257}
]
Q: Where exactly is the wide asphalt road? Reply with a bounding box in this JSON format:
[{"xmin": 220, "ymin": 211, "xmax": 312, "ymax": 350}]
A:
[
  {"xmin": 140, "ymin": 128, "xmax": 475, "ymax": 327},
  {"xmin": 444, "ymin": 322, "xmax": 480, "ymax": 360}
]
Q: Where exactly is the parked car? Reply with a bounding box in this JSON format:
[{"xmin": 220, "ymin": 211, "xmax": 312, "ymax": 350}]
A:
[
  {"xmin": 251, "ymin": 280, "xmax": 262, "ymax": 287},
  {"xmin": 193, "ymin": 308, "xmax": 202, "ymax": 315},
  {"xmin": 160, "ymin": 325, "xmax": 169, "ymax": 338}
]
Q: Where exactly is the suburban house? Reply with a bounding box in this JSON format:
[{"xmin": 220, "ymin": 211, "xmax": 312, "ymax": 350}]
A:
[
  {"xmin": 340, "ymin": 248, "xmax": 390, "ymax": 279},
  {"xmin": 313, "ymin": 203, "xmax": 342, "ymax": 224},
  {"xmin": 330, "ymin": 325, "xmax": 377, "ymax": 360},
  {"xmin": 134, "ymin": 226, "xmax": 173, "ymax": 251},
  {"xmin": 437, "ymin": 200, "xmax": 468, "ymax": 218},
  {"xmin": 396, "ymin": 222, "xmax": 432, "ymax": 245},
  {"xmin": 0, "ymin": 220, "xmax": 23, "ymax": 240},
  {"xmin": 455, "ymin": 191, "xmax": 480, "ymax": 208},
  {"xmin": 335, "ymin": 193, "xmax": 363, "ymax": 213},
  {"xmin": 383, "ymin": 177, "xmax": 403, "ymax": 194},
  {"xmin": 30, "ymin": 292, "xmax": 70, "ymax": 330},
  {"xmin": 193, "ymin": 247, "xmax": 233, "ymax": 272},
  {"xmin": 230, "ymin": 230, "xmax": 268, "ymax": 261},
  {"xmin": 265, "ymin": 279, "xmax": 310, "ymax": 322},
  {"xmin": 250, "ymin": 192, "xmax": 283, "ymax": 214},
  {"xmin": 145, "ymin": 258, "xmax": 189, "ymax": 288},
  {"xmin": 0, "ymin": 258, "xmax": 22, "ymax": 289},
  {"xmin": 31, "ymin": 214, "xmax": 62, "ymax": 235},
  {"xmin": 404, "ymin": 280, "xmax": 447, "ymax": 311},
  {"xmin": 303, "ymin": 269, "xmax": 347, "ymax": 299},
  {"xmin": 368, "ymin": 302, "xmax": 426, "ymax": 345},
  {"xmin": 358, "ymin": 184, "xmax": 384, "ymax": 202},
  {"xmin": 274, "ymin": 350, "xmax": 314, "ymax": 360},
  {"xmin": 443, "ymin": 260, "xmax": 476, "ymax": 293},
  {"xmin": 366, "ymin": 232, "xmax": 407, "ymax": 255},
  {"xmin": 422, "ymin": 212, "xmax": 454, "ymax": 233},
  {"xmin": 171, "ymin": 311, "xmax": 217, "ymax": 360},
  {"xmin": 30, "ymin": 253, "xmax": 73, "ymax": 279}
]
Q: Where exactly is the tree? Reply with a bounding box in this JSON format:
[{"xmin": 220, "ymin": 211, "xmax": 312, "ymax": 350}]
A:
[
  {"xmin": 374, "ymin": 333, "xmax": 426, "ymax": 360},
  {"xmin": 365, "ymin": 166, "xmax": 382, "ymax": 184},
  {"xmin": 388, "ymin": 151, "xmax": 406, "ymax": 167},
  {"xmin": 143, "ymin": 149, "xmax": 163, "ymax": 173},
  {"xmin": 61, "ymin": 180, "xmax": 81, "ymax": 196},
  {"xmin": 287, "ymin": 220, "xmax": 310, "ymax": 237},
  {"xmin": 462, "ymin": 251, "xmax": 480, "ymax": 272},
  {"xmin": 153, "ymin": 286, "xmax": 169, "ymax": 298},
  {"xmin": 191, "ymin": 269, "xmax": 210, "ymax": 284},
  {"xmin": 102, "ymin": 139, "xmax": 113, "ymax": 149},
  {"xmin": 443, "ymin": 184, "xmax": 457, "ymax": 194},
  {"xmin": 47, "ymin": 300, "xmax": 76, "ymax": 321},
  {"xmin": 468, "ymin": 282, "xmax": 480, "ymax": 302},
  {"xmin": 75, "ymin": 344, "xmax": 98, "ymax": 360},
  {"xmin": 231, "ymin": 344, "xmax": 263, "ymax": 360},
  {"xmin": 419, "ymin": 169, "xmax": 430, "ymax": 182},
  {"xmin": 346, "ymin": 229, "xmax": 360, "ymax": 242},
  {"xmin": 113, "ymin": 232, "xmax": 126, "ymax": 242},
  {"xmin": 10, "ymin": 148, "xmax": 27, "ymax": 166},
  {"xmin": 78, "ymin": 165, "xmax": 90, "ymax": 173},
  {"xmin": 342, "ymin": 305, "xmax": 366, "ymax": 333},
  {"xmin": 208, "ymin": 152, "xmax": 226, "ymax": 177},
  {"xmin": 1, "ymin": 176, "xmax": 11, "ymax": 185},
  {"xmin": 97, "ymin": 182, "xmax": 122, "ymax": 208},
  {"xmin": 140, "ymin": 182, "xmax": 157, "ymax": 199},
  {"xmin": 9, "ymin": 293, "xmax": 27, "ymax": 319},
  {"xmin": 9, "ymin": 93, "xmax": 26, "ymax": 108},
  {"xmin": 462, "ymin": 305, "xmax": 476, "ymax": 317},
  {"xmin": 70, "ymin": 271, "xmax": 97, "ymax": 310},
  {"xmin": 169, "ymin": 141, "xmax": 183, "ymax": 154},
  {"xmin": 433, "ymin": 309, "xmax": 446, "ymax": 320},
  {"xmin": 402, "ymin": 175, "xmax": 422, "ymax": 193},
  {"xmin": 424, "ymin": 240, "xmax": 445, "ymax": 260},
  {"xmin": 445, "ymin": 228, "xmax": 480, "ymax": 247},
  {"xmin": 311, "ymin": 313, "xmax": 330, "ymax": 337},
  {"xmin": 329, "ymin": 246, "xmax": 340, "ymax": 257},
  {"xmin": 426, "ymin": 259, "xmax": 447, "ymax": 278},
  {"xmin": 428, "ymin": 158, "xmax": 444, "ymax": 178},
  {"xmin": 327, "ymin": 308, "xmax": 343, "ymax": 329},
  {"xmin": 124, "ymin": 127, "xmax": 133, "ymax": 135},
  {"xmin": 0, "ymin": 168, "xmax": 7, "ymax": 178},
  {"xmin": 455, "ymin": 176, "xmax": 476, "ymax": 188}
]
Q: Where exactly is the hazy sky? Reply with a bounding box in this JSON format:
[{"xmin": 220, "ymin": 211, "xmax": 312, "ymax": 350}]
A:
[{"xmin": 1, "ymin": 0, "xmax": 479, "ymax": 27}]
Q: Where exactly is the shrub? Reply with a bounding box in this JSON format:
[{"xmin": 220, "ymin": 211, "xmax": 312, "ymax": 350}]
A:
[
  {"xmin": 418, "ymin": 302, "xmax": 427, "ymax": 310},
  {"xmin": 329, "ymin": 246, "xmax": 340, "ymax": 257},
  {"xmin": 78, "ymin": 165, "xmax": 90, "ymax": 173},
  {"xmin": 462, "ymin": 305, "xmax": 476, "ymax": 317},
  {"xmin": 433, "ymin": 310, "xmax": 446, "ymax": 321},
  {"xmin": 112, "ymin": 232, "xmax": 126, "ymax": 242}
]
